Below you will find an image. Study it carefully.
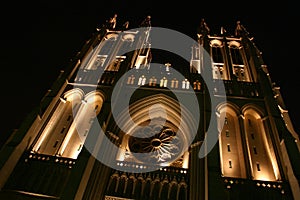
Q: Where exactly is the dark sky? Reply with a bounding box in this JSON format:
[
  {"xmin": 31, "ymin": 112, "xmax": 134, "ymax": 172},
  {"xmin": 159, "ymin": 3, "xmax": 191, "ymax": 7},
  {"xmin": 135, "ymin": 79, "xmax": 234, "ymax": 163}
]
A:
[{"xmin": 1, "ymin": 1, "xmax": 299, "ymax": 147}]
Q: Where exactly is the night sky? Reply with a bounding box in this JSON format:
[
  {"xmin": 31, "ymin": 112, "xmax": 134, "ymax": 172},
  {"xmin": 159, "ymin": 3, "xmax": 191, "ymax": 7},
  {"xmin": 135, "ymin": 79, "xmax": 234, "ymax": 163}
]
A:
[{"xmin": 1, "ymin": 1, "xmax": 299, "ymax": 147}]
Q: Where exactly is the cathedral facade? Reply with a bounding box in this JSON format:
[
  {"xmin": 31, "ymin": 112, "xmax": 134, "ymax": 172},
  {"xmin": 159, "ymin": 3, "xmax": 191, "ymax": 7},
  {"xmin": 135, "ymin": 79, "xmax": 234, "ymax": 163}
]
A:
[{"xmin": 0, "ymin": 15, "xmax": 299, "ymax": 200}]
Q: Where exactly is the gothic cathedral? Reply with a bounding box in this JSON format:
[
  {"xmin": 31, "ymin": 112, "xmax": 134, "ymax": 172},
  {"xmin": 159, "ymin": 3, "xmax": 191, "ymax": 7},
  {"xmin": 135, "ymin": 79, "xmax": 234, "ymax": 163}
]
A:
[{"xmin": 0, "ymin": 15, "xmax": 299, "ymax": 200}]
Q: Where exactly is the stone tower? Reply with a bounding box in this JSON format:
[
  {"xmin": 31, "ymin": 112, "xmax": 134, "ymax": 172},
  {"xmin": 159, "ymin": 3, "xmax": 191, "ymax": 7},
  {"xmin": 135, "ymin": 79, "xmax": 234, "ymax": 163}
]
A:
[{"xmin": 0, "ymin": 15, "xmax": 299, "ymax": 200}]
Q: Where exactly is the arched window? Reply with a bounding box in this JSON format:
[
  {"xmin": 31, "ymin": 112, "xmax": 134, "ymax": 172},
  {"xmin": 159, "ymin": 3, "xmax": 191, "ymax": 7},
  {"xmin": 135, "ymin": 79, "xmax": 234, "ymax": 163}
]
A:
[
  {"xmin": 32, "ymin": 89, "xmax": 84, "ymax": 156},
  {"xmin": 127, "ymin": 75, "xmax": 135, "ymax": 85},
  {"xmin": 99, "ymin": 34, "xmax": 118, "ymax": 55},
  {"xmin": 217, "ymin": 104, "xmax": 247, "ymax": 178},
  {"xmin": 107, "ymin": 172, "xmax": 119, "ymax": 195},
  {"xmin": 32, "ymin": 89, "xmax": 105, "ymax": 160},
  {"xmin": 190, "ymin": 45, "xmax": 200, "ymax": 73},
  {"xmin": 243, "ymin": 107, "xmax": 281, "ymax": 181},
  {"xmin": 116, "ymin": 173, "xmax": 127, "ymax": 195},
  {"xmin": 210, "ymin": 39, "xmax": 228, "ymax": 80},
  {"xmin": 151, "ymin": 181, "xmax": 160, "ymax": 199},
  {"xmin": 138, "ymin": 75, "xmax": 146, "ymax": 86},
  {"xmin": 58, "ymin": 91, "xmax": 105, "ymax": 159},
  {"xmin": 193, "ymin": 80, "xmax": 201, "ymax": 91},
  {"xmin": 79, "ymin": 34, "xmax": 117, "ymax": 71},
  {"xmin": 171, "ymin": 78, "xmax": 179, "ymax": 88},
  {"xmin": 143, "ymin": 179, "xmax": 151, "ymax": 199},
  {"xmin": 133, "ymin": 178, "xmax": 143, "ymax": 199},
  {"xmin": 182, "ymin": 79, "xmax": 190, "ymax": 89},
  {"xmin": 228, "ymin": 41, "xmax": 251, "ymax": 82},
  {"xmin": 168, "ymin": 180, "xmax": 178, "ymax": 200},
  {"xmin": 160, "ymin": 77, "xmax": 168, "ymax": 87},
  {"xmin": 149, "ymin": 76, "xmax": 157, "ymax": 86},
  {"xmin": 160, "ymin": 180, "xmax": 169, "ymax": 200},
  {"xmin": 124, "ymin": 175, "xmax": 135, "ymax": 198},
  {"xmin": 178, "ymin": 184, "xmax": 187, "ymax": 200}
]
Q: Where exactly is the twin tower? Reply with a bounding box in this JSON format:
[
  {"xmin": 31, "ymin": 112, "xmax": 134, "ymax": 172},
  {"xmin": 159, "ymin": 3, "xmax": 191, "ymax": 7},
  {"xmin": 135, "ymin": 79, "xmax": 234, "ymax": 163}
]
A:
[{"xmin": 0, "ymin": 15, "xmax": 299, "ymax": 200}]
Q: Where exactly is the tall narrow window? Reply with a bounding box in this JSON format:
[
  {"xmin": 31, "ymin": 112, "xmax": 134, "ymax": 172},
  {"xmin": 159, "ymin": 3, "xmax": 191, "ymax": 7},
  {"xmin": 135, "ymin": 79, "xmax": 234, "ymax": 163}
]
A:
[
  {"xmin": 60, "ymin": 127, "xmax": 66, "ymax": 133},
  {"xmin": 256, "ymin": 163, "xmax": 261, "ymax": 171},
  {"xmin": 77, "ymin": 144, "xmax": 82, "ymax": 151},
  {"xmin": 149, "ymin": 76, "xmax": 157, "ymax": 86},
  {"xmin": 217, "ymin": 105, "xmax": 246, "ymax": 178},
  {"xmin": 210, "ymin": 39, "xmax": 228, "ymax": 80},
  {"xmin": 244, "ymin": 108, "xmax": 280, "ymax": 181},
  {"xmin": 190, "ymin": 44, "xmax": 201, "ymax": 73},
  {"xmin": 32, "ymin": 90, "xmax": 105, "ymax": 160},
  {"xmin": 229, "ymin": 41, "xmax": 250, "ymax": 82},
  {"xmin": 253, "ymin": 146, "xmax": 257, "ymax": 154},
  {"xmin": 193, "ymin": 80, "xmax": 201, "ymax": 90},
  {"xmin": 32, "ymin": 89, "xmax": 83, "ymax": 156},
  {"xmin": 171, "ymin": 78, "xmax": 179, "ymax": 88},
  {"xmin": 127, "ymin": 75, "xmax": 135, "ymax": 85},
  {"xmin": 58, "ymin": 91, "xmax": 105, "ymax": 159},
  {"xmin": 182, "ymin": 79, "xmax": 190, "ymax": 89},
  {"xmin": 227, "ymin": 144, "xmax": 231, "ymax": 152},
  {"xmin": 138, "ymin": 75, "xmax": 146, "ymax": 86},
  {"xmin": 53, "ymin": 140, "xmax": 59, "ymax": 148},
  {"xmin": 160, "ymin": 77, "xmax": 168, "ymax": 87}
]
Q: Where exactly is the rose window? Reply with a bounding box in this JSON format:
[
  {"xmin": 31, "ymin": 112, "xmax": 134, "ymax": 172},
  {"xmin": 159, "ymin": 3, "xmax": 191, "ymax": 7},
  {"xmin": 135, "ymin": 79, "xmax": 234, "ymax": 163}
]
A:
[{"xmin": 128, "ymin": 124, "xmax": 183, "ymax": 164}]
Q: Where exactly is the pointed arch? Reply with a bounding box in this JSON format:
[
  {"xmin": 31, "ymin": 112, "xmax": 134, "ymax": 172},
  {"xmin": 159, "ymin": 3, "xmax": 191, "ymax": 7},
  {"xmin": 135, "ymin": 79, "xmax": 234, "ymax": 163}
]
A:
[
  {"xmin": 143, "ymin": 178, "xmax": 152, "ymax": 200},
  {"xmin": 228, "ymin": 40, "xmax": 252, "ymax": 82},
  {"xmin": 107, "ymin": 172, "xmax": 120, "ymax": 195},
  {"xmin": 133, "ymin": 174, "xmax": 144, "ymax": 199},
  {"xmin": 32, "ymin": 88, "xmax": 84, "ymax": 155},
  {"xmin": 168, "ymin": 177, "xmax": 178, "ymax": 200},
  {"xmin": 178, "ymin": 178, "xmax": 188, "ymax": 200},
  {"xmin": 241, "ymin": 103, "xmax": 266, "ymax": 117},
  {"xmin": 58, "ymin": 90, "xmax": 105, "ymax": 158},
  {"xmin": 116, "ymin": 173, "xmax": 127, "ymax": 195},
  {"xmin": 210, "ymin": 39, "xmax": 229, "ymax": 80},
  {"xmin": 241, "ymin": 104, "xmax": 281, "ymax": 181},
  {"xmin": 124, "ymin": 173, "xmax": 135, "ymax": 198},
  {"xmin": 151, "ymin": 178, "xmax": 161, "ymax": 200},
  {"xmin": 160, "ymin": 176, "xmax": 169, "ymax": 200},
  {"xmin": 216, "ymin": 102, "xmax": 247, "ymax": 178},
  {"xmin": 115, "ymin": 93, "xmax": 197, "ymax": 167},
  {"xmin": 178, "ymin": 185, "xmax": 187, "ymax": 200}
]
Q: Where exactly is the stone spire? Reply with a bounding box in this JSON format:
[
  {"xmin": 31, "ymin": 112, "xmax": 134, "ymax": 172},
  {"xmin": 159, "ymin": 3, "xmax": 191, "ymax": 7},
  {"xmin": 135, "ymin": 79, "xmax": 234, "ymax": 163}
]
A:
[
  {"xmin": 197, "ymin": 18, "xmax": 210, "ymax": 36},
  {"xmin": 234, "ymin": 20, "xmax": 250, "ymax": 37}
]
